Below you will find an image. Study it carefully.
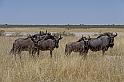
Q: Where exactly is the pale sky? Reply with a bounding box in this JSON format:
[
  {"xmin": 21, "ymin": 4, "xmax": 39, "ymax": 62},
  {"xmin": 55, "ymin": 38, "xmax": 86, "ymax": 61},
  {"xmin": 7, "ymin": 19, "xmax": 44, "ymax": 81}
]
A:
[{"xmin": 0, "ymin": 0, "xmax": 124, "ymax": 24}]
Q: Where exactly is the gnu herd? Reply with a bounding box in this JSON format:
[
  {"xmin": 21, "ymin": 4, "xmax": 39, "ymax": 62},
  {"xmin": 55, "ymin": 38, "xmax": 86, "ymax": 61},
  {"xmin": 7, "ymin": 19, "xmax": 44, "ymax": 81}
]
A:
[{"xmin": 9, "ymin": 30, "xmax": 117, "ymax": 59}]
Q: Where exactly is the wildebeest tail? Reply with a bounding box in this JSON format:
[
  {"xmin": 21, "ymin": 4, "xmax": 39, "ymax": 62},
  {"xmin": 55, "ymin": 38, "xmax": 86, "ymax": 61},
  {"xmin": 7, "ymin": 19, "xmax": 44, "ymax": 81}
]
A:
[
  {"xmin": 65, "ymin": 44, "xmax": 68, "ymax": 55},
  {"xmin": 9, "ymin": 43, "xmax": 14, "ymax": 55}
]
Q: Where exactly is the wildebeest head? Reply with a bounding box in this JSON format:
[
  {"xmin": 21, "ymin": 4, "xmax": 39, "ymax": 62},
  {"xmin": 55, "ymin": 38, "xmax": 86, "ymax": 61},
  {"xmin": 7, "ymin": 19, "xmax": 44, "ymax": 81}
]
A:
[
  {"xmin": 107, "ymin": 32, "xmax": 117, "ymax": 48},
  {"xmin": 82, "ymin": 36, "xmax": 90, "ymax": 50},
  {"xmin": 84, "ymin": 40, "xmax": 89, "ymax": 49},
  {"xmin": 27, "ymin": 34, "xmax": 38, "ymax": 46},
  {"xmin": 77, "ymin": 35, "xmax": 90, "ymax": 50},
  {"xmin": 53, "ymin": 35, "xmax": 63, "ymax": 48},
  {"xmin": 97, "ymin": 32, "xmax": 117, "ymax": 48},
  {"xmin": 77, "ymin": 35, "xmax": 87, "ymax": 42}
]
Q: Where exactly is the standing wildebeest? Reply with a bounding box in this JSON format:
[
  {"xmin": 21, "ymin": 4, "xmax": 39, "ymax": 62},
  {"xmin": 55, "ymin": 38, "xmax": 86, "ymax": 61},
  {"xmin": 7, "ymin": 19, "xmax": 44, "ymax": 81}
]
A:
[
  {"xmin": 33, "ymin": 35, "xmax": 63, "ymax": 57},
  {"xmin": 9, "ymin": 35, "xmax": 37, "ymax": 59},
  {"xmin": 9, "ymin": 30, "xmax": 52, "ymax": 59},
  {"xmin": 32, "ymin": 30, "xmax": 50, "ymax": 40},
  {"xmin": 88, "ymin": 32, "xmax": 117, "ymax": 55},
  {"xmin": 65, "ymin": 36, "xmax": 89, "ymax": 57}
]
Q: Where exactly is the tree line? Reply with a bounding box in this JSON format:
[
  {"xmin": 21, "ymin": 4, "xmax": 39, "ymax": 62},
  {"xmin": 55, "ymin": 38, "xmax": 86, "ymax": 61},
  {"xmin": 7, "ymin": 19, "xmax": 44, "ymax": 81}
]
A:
[{"xmin": 0, "ymin": 24, "xmax": 124, "ymax": 28}]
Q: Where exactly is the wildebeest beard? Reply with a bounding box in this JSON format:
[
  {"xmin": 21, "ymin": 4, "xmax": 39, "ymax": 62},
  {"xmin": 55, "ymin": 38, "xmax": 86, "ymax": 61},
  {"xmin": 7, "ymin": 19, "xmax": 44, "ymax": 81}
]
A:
[
  {"xmin": 84, "ymin": 40, "xmax": 89, "ymax": 48},
  {"xmin": 109, "ymin": 43, "xmax": 114, "ymax": 48},
  {"xmin": 55, "ymin": 46, "xmax": 59, "ymax": 48},
  {"xmin": 55, "ymin": 42, "xmax": 59, "ymax": 48},
  {"xmin": 108, "ymin": 38, "xmax": 114, "ymax": 48}
]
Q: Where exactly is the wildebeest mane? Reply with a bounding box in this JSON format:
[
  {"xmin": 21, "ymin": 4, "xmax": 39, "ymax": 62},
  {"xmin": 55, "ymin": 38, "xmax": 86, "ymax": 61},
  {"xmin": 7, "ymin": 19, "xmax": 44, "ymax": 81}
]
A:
[{"xmin": 97, "ymin": 32, "xmax": 111, "ymax": 38}]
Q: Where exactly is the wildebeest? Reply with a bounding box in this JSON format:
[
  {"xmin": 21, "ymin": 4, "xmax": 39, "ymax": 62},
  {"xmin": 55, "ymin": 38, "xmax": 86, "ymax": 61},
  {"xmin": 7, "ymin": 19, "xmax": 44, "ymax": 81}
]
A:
[
  {"xmin": 9, "ymin": 35, "xmax": 37, "ymax": 59},
  {"xmin": 65, "ymin": 36, "xmax": 89, "ymax": 57},
  {"xmin": 32, "ymin": 30, "xmax": 49, "ymax": 39},
  {"xmin": 33, "ymin": 35, "xmax": 63, "ymax": 57},
  {"xmin": 9, "ymin": 30, "xmax": 55, "ymax": 59},
  {"xmin": 87, "ymin": 32, "xmax": 117, "ymax": 55}
]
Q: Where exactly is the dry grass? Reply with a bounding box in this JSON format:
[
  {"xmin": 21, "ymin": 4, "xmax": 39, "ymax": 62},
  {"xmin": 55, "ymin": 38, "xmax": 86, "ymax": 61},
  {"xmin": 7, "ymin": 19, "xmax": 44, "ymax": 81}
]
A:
[
  {"xmin": 1, "ymin": 27, "xmax": 124, "ymax": 32},
  {"xmin": 0, "ymin": 29, "xmax": 124, "ymax": 82}
]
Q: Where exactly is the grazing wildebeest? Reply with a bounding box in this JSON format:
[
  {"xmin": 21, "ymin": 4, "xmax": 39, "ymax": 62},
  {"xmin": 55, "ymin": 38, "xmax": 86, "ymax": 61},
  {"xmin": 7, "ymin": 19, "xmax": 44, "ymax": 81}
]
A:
[
  {"xmin": 33, "ymin": 35, "xmax": 63, "ymax": 57},
  {"xmin": 65, "ymin": 36, "xmax": 89, "ymax": 57},
  {"xmin": 87, "ymin": 32, "xmax": 117, "ymax": 55}
]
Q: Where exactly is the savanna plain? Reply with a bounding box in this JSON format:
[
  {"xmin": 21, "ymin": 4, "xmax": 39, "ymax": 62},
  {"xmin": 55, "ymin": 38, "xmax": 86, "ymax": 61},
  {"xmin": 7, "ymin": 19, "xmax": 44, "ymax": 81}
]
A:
[{"xmin": 0, "ymin": 27, "xmax": 124, "ymax": 82}]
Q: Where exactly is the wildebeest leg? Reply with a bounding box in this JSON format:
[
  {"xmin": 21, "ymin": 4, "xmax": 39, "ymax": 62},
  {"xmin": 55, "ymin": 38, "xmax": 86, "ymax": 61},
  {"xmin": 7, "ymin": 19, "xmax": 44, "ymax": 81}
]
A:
[
  {"xmin": 66, "ymin": 51, "xmax": 71, "ymax": 56},
  {"xmin": 10, "ymin": 49, "xmax": 16, "ymax": 60},
  {"xmin": 29, "ymin": 49, "xmax": 32, "ymax": 55},
  {"xmin": 9, "ymin": 48, "xmax": 14, "ymax": 55},
  {"xmin": 9, "ymin": 43, "xmax": 15, "ymax": 55},
  {"xmin": 31, "ymin": 49, "xmax": 35, "ymax": 57},
  {"xmin": 13, "ymin": 47, "xmax": 20, "ymax": 60},
  {"xmin": 29, "ymin": 49, "xmax": 35, "ymax": 58},
  {"xmin": 102, "ymin": 50, "xmax": 105, "ymax": 55},
  {"xmin": 83, "ymin": 53, "xmax": 87, "ymax": 59},
  {"xmin": 65, "ymin": 51, "xmax": 67, "ymax": 56},
  {"xmin": 65, "ymin": 46, "xmax": 71, "ymax": 56},
  {"xmin": 18, "ymin": 53, "xmax": 21, "ymax": 59},
  {"xmin": 37, "ymin": 49, "xmax": 40, "ymax": 57},
  {"xmin": 81, "ymin": 51, "xmax": 88, "ymax": 60},
  {"xmin": 65, "ymin": 47, "xmax": 68, "ymax": 56},
  {"xmin": 65, "ymin": 50, "xmax": 71, "ymax": 56},
  {"xmin": 79, "ymin": 51, "xmax": 82, "ymax": 55},
  {"xmin": 16, "ymin": 46, "xmax": 22, "ymax": 59},
  {"xmin": 68, "ymin": 51, "xmax": 72, "ymax": 55},
  {"xmin": 50, "ymin": 50, "xmax": 52, "ymax": 58},
  {"xmin": 65, "ymin": 51, "xmax": 69, "ymax": 56},
  {"xmin": 18, "ymin": 48, "xmax": 22, "ymax": 59},
  {"xmin": 13, "ymin": 53, "xmax": 16, "ymax": 60},
  {"xmin": 13, "ymin": 47, "xmax": 18, "ymax": 60}
]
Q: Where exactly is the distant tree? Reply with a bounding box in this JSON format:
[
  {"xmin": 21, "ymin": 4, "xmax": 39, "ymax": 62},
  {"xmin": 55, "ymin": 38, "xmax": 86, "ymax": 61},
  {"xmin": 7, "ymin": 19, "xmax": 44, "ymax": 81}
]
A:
[
  {"xmin": 4, "ymin": 24, "xmax": 8, "ymax": 28},
  {"xmin": 80, "ymin": 24, "xmax": 84, "ymax": 26},
  {"xmin": 112, "ymin": 24, "xmax": 115, "ymax": 26}
]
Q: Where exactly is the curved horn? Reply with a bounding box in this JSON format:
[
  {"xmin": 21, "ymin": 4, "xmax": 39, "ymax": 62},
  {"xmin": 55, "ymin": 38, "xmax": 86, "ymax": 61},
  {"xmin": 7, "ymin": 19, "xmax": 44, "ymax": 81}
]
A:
[
  {"xmin": 82, "ymin": 35, "xmax": 83, "ymax": 38},
  {"xmin": 88, "ymin": 35, "xmax": 90, "ymax": 38},
  {"xmin": 60, "ymin": 35, "xmax": 63, "ymax": 40},
  {"xmin": 113, "ymin": 32, "xmax": 117, "ymax": 37},
  {"xmin": 39, "ymin": 31, "xmax": 41, "ymax": 35},
  {"xmin": 27, "ymin": 34, "xmax": 32, "ymax": 38},
  {"xmin": 60, "ymin": 34, "xmax": 62, "ymax": 38},
  {"xmin": 46, "ymin": 30, "xmax": 47, "ymax": 33},
  {"xmin": 52, "ymin": 33, "xmax": 55, "ymax": 36},
  {"xmin": 87, "ymin": 35, "xmax": 91, "ymax": 40}
]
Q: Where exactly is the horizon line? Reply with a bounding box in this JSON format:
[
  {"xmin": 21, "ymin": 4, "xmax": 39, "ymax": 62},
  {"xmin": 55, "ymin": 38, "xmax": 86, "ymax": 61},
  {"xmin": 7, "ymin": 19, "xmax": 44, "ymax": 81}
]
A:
[{"xmin": 0, "ymin": 24, "xmax": 124, "ymax": 25}]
